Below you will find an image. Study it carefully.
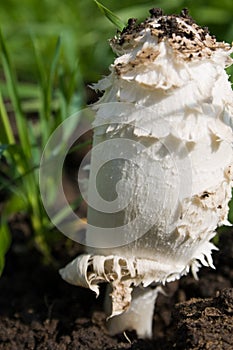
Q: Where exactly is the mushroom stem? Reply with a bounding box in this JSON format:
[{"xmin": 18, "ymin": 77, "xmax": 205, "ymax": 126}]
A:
[{"xmin": 105, "ymin": 286, "xmax": 164, "ymax": 338}]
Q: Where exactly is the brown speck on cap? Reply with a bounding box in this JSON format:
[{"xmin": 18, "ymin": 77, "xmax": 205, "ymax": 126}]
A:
[
  {"xmin": 180, "ymin": 8, "xmax": 189, "ymax": 18},
  {"xmin": 127, "ymin": 18, "xmax": 137, "ymax": 27},
  {"xmin": 149, "ymin": 8, "xmax": 163, "ymax": 18},
  {"xmin": 111, "ymin": 9, "xmax": 232, "ymax": 62}
]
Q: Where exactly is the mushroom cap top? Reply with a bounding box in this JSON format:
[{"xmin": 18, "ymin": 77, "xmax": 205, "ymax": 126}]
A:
[{"xmin": 111, "ymin": 8, "xmax": 232, "ymax": 62}]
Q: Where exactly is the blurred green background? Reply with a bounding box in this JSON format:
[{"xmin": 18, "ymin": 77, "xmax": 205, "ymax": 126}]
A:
[{"xmin": 0, "ymin": 0, "xmax": 233, "ymax": 87}]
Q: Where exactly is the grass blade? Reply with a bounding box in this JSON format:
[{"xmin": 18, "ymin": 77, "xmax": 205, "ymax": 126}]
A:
[
  {"xmin": 46, "ymin": 36, "xmax": 61, "ymax": 123},
  {"xmin": 0, "ymin": 221, "xmax": 11, "ymax": 276},
  {"xmin": 94, "ymin": 0, "xmax": 125, "ymax": 31},
  {"xmin": 32, "ymin": 36, "xmax": 62, "ymax": 145},
  {"xmin": 0, "ymin": 91, "xmax": 15, "ymax": 145},
  {"xmin": 0, "ymin": 29, "xmax": 31, "ymax": 159}
]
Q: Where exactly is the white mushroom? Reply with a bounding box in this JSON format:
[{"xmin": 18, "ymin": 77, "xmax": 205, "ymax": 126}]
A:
[{"xmin": 60, "ymin": 8, "xmax": 233, "ymax": 338}]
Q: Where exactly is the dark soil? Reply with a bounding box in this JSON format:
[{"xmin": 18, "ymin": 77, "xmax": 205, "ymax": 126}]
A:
[{"xmin": 0, "ymin": 226, "xmax": 232, "ymax": 350}]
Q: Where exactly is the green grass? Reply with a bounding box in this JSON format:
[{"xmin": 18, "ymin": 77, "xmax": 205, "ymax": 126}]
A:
[{"xmin": 0, "ymin": 29, "xmax": 84, "ymax": 272}]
